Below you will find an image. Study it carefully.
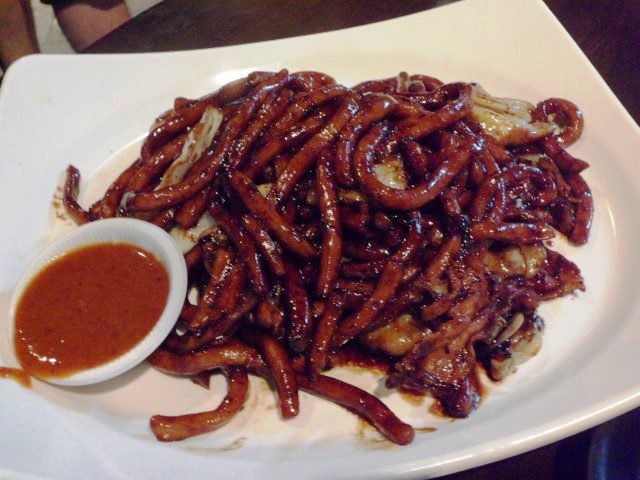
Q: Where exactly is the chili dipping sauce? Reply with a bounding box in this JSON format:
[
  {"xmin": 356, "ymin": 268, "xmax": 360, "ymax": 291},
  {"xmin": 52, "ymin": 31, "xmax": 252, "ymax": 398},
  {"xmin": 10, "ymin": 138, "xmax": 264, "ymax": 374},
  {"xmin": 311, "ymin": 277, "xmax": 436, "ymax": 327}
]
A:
[{"xmin": 14, "ymin": 243, "xmax": 169, "ymax": 379}]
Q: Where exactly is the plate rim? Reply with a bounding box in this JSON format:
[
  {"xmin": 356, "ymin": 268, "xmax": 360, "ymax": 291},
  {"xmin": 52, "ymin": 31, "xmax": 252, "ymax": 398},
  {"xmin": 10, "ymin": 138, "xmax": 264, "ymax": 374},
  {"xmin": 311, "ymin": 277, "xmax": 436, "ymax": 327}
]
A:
[{"xmin": 2, "ymin": 0, "xmax": 640, "ymax": 478}]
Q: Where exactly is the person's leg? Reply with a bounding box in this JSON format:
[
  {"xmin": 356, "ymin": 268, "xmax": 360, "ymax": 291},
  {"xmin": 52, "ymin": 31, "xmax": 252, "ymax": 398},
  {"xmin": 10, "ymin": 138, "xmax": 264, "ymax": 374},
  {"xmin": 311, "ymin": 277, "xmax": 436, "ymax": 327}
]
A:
[
  {"xmin": 0, "ymin": 0, "xmax": 39, "ymax": 69},
  {"xmin": 54, "ymin": 0, "xmax": 130, "ymax": 51}
]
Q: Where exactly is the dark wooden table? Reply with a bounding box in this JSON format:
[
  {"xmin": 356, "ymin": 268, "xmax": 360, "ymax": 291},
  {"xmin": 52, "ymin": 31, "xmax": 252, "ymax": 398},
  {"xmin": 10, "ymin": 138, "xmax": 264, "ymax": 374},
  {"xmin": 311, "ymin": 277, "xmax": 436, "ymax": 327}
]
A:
[{"xmin": 86, "ymin": 1, "xmax": 640, "ymax": 479}]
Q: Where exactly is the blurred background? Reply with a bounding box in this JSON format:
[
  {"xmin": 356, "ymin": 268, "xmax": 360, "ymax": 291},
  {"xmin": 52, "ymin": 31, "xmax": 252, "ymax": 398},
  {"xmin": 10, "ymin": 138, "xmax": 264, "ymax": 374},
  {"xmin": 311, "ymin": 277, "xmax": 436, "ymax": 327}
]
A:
[
  {"xmin": 0, "ymin": 0, "xmax": 162, "ymax": 75},
  {"xmin": 29, "ymin": 0, "xmax": 159, "ymax": 53}
]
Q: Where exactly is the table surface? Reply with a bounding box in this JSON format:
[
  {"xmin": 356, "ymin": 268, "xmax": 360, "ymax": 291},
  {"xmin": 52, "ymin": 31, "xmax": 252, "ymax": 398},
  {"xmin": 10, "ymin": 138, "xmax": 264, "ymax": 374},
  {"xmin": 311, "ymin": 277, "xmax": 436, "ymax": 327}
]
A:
[{"xmin": 86, "ymin": 1, "xmax": 640, "ymax": 479}]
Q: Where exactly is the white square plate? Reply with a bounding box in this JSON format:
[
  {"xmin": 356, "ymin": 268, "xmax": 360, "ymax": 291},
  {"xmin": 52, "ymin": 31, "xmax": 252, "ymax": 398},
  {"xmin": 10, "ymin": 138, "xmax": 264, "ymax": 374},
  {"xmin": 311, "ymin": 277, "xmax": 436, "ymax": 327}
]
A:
[{"xmin": 2, "ymin": 0, "xmax": 640, "ymax": 478}]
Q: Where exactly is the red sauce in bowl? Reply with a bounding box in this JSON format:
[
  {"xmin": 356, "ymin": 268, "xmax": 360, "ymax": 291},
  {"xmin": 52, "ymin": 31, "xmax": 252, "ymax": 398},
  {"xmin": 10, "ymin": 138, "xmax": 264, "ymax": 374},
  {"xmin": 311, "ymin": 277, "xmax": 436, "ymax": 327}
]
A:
[{"xmin": 14, "ymin": 243, "xmax": 169, "ymax": 379}]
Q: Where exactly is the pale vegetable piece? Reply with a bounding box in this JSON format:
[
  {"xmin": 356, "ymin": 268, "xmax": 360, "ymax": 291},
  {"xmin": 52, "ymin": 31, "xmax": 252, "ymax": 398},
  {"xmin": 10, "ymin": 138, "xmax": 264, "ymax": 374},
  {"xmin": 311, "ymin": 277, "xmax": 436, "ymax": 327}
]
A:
[
  {"xmin": 469, "ymin": 85, "xmax": 555, "ymax": 145},
  {"xmin": 484, "ymin": 246, "xmax": 526, "ymax": 278},
  {"xmin": 483, "ymin": 245, "xmax": 547, "ymax": 280},
  {"xmin": 338, "ymin": 189, "xmax": 368, "ymax": 205},
  {"xmin": 158, "ymin": 107, "xmax": 223, "ymax": 188},
  {"xmin": 170, "ymin": 212, "xmax": 217, "ymax": 252},
  {"xmin": 474, "ymin": 86, "xmax": 535, "ymax": 119},
  {"xmin": 374, "ymin": 156, "xmax": 409, "ymax": 189},
  {"xmin": 429, "ymin": 278, "xmax": 449, "ymax": 296},
  {"xmin": 495, "ymin": 312, "xmax": 525, "ymax": 345},
  {"xmin": 257, "ymin": 183, "xmax": 272, "ymax": 197},
  {"xmin": 490, "ymin": 315, "xmax": 544, "ymax": 381},
  {"xmin": 521, "ymin": 245, "xmax": 547, "ymax": 279},
  {"xmin": 518, "ymin": 153, "xmax": 545, "ymax": 163},
  {"xmin": 361, "ymin": 314, "xmax": 428, "ymax": 356}
]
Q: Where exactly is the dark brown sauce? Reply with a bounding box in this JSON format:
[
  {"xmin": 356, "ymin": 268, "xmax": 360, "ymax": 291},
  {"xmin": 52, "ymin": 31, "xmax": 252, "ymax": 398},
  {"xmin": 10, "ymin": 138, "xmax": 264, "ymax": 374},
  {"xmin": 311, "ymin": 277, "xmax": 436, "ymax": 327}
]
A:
[
  {"xmin": 428, "ymin": 400, "xmax": 447, "ymax": 418},
  {"xmin": 0, "ymin": 366, "xmax": 32, "ymax": 388},
  {"xmin": 182, "ymin": 436, "xmax": 247, "ymax": 454},
  {"xmin": 328, "ymin": 345, "xmax": 392, "ymax": 374},
  {"xmin": 397, "ymin": 388, "xmax": 426, "ymax": 407},
  {"xmin": 327, "ymin": 347, "xmax": 489, "ymax": 421},
  {"xmin": 14, "ymin": 242, "xmax": 169, "ymax": 379},
  {"xmin": 416, "ymin": 427, "xmax": 437, "ymax": 433},
  {"xmin": 355, "ymin": 418, "xmax": 394, "ymax": 450}
]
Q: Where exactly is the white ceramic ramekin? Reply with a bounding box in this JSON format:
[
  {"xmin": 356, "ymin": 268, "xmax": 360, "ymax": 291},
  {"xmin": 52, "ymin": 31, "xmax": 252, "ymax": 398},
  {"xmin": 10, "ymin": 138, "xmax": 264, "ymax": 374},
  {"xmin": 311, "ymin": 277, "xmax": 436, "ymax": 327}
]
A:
[{"xmin": 8, "ymin": 218, "xmax": 187, "ymax": 386}]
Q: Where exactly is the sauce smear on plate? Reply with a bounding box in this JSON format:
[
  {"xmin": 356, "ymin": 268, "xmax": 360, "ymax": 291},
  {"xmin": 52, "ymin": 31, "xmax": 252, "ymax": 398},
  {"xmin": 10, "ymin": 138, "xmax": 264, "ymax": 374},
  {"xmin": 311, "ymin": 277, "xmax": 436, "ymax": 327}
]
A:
[
  {"xmin": 14, "ymin": 243, "xmax": 169, "ymax": 379},
  {"xmin": 0, "ymin": 366, "xmax": 32, "ymax": 388}
]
